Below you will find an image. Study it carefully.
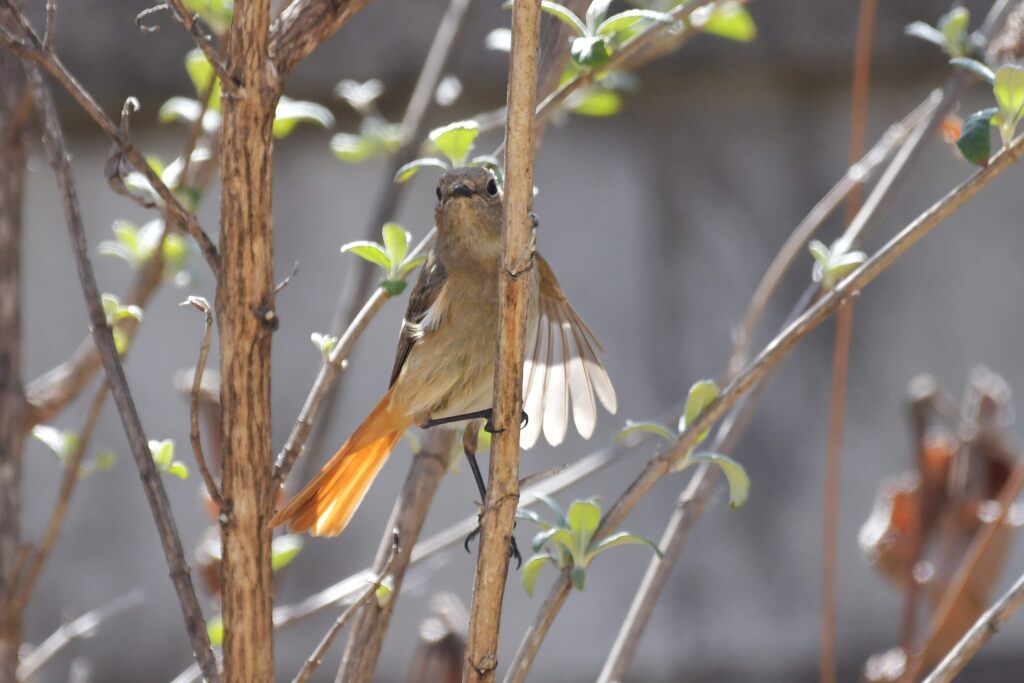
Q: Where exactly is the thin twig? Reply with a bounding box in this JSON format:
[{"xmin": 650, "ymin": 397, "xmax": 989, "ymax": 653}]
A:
[
  {"xmin": 11, "ymin": 382, "xmax": 108, "ymax": 618},
  {"xmin": 162, "ymin": 0, "xmax": 236, "ymax": 90},
  {"xmin": 335, "ymin": 431, "xmax": 454, "ymax": 683},
  {"xmin": 463, "ymin": 2, "xmax": 541, "ymax": 681},
  {"xmin": 921, "ymin": 565, "xmax": 1024, "ymax": 683},
  {"xmin": 294, "ymin": 533, "xmax": 402, "ymax": 683},
  {"xmin": 0, "ymin": 5, "xmax": 220, "ymax": 272},
  {"xmin": 505, "ymin": 128, "xmax": 1024, "ymax": 683},
  {"xmin": 20, "ymin": 56, "xmax": 220, "ymax": 683},
  {"xmin": 180, "ymin": 296, "xmax": 223, "ymax": 508},
  {"xmin": 16, "ymin": 590, "xmax": 145, "ymax": 681},
  {"xmin": 821, "ymin": 3, "xmax": 877, "ymax": 679}
]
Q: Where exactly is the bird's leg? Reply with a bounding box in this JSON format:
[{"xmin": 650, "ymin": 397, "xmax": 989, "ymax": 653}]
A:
[
  {"xmin": 421, "ymin": 408, "xmax": 528, "ymax": 434},
  {"xmin": 461, "ymin": 420, "xmax": 521, "ymax": 569}
]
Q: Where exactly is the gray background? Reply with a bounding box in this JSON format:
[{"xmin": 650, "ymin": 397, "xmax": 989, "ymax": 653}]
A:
[{"xmin": 14, "ymin": 0, "xmax": 1024, "ymax": 680}]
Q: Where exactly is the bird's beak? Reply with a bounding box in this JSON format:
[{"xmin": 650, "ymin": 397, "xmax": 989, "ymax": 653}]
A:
[{"xmin": 450, "ymin": 182, "xmax": 472, "ymax": 198}]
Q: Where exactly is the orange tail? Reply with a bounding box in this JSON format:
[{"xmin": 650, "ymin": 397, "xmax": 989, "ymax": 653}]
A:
[{"xmin": 271, "ymin": 390, "xmax": 411, "ymax": 537}]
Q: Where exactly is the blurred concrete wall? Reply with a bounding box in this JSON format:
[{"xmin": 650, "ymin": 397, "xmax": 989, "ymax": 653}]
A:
[{"xmin": 14, "ymin": 0, "xmax": 1024, "ymax": 681}]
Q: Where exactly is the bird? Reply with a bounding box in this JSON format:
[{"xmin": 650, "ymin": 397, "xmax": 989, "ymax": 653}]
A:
[{"xmin": 270, "ymin": 166, "xmax": 616, "ymax": 539}]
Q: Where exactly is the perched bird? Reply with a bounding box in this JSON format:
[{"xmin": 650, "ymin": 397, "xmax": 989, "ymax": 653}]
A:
[{"xmin": 270, "ymin": 166, "xmax": 616, "ymax": 538}]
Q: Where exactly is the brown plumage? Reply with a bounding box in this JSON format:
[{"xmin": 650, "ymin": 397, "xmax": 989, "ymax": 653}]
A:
[{"xmin": 271, "ymin": 167, "xmax": 616, "ymax": 537}]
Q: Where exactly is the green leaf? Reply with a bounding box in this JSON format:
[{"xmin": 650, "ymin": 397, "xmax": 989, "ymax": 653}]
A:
[
  {"xmin": 682, "ymin": 380, "xmax": 719, "ymax": 433},
  {"xmin": 531, "ymin": 527, "xmax": 575, "ymax": 554},
  {"xmin": 957, "ymin": 107, "xmax": 997, "ymax": 166},
  {"xmin": 597, "ymin": 10, "xmax": 677, "ymax": 37},
  {"xmin": 182, "ymin": 0, "xmax": 233, "ymax": 35},
  {"xmin": 529, "ymin": 0, "xmax": 588, "ymax": 36},
  {"xmin": 330, "ymin": 133, "xmax": 375, "ymax": 163},
  {"xmin": 485, "ymin": 27, "xmax": 511, "ymax": 52},
  {"xmin": 32, "ymin": 425, "xmax": 70, "ymax": 459},
  {"xmin": 569, "ymin": 566, "xmax": 587, "ymax": 591},
  {"xmin": 334, "ymin": 79, "xmax": 384, "ymax": 114},
  {"xmin": 994, "ymin": 64, "xmax": 1024, "ymax": 143},
  {"xmin": 905, "ymin": 21, "xmax": 947, "ymax": 48},
  {"xmin": 516, "ymin": 508, "xmax": 554, "ymax": 531},
  {"xmin": 590, "ymin": 531, "xmax": 662, "ymax": 559},
  {"xmin": 90, "ymin": 450, "xmax": 117, "ymax": 474},
  {"xmin": 394, "ymin": 157, "xmax": 449, "ymax": 183},
  {"xmin": 939, "ymin": 6, "xmax": 970, "ymax": 57},
  {"xmin": 374, "ymin": 575, "xmax": 395, "ymax": 606},
  {"xmin": 950, "ymin": 57, "xmax": 995, "ymax": 84},
  {"xmin": 808, "ymin": 239, "xmax": 830, "ymax": 266},
  {"xmin": 616, "ymin": 420, "xmax": 675, "ymax": 444},
  {"xmin": 567, "ymin": 499, "xmax": 601, "ymax": 553},
  {"xmin": 166, "ymin": 462, "xmax": 189, "ymax": 480},
  {"xmin": 273, "ymin": 97, "xmax": 335, "ymax": 139},
  {"xmin": 570, "ymin": 35, "xmax": 612, "ymax": 68},
  {"xmin": 522, "ymin": 554, "xmax": 552, "ymax": 597},
  {"xmin": 271, "ymin": 534, "xmax": 304, "ymax": 572},
  {"xmin": 695, "ymin": 2, "xmax": 757, "ymax": 43},
  {"xmin": 533, "ymin": 493, "xmax": 568, "ymax": 528},
  {"xmin": 398, "ymin": 254, "xmax": 428, "ymax": 277},
  {"xmin": 381, "ymin": 223, "xmax": 410, "ymax": 267},
  {"xmin": 380, "ymin": 279, "xmax": 408, "ymax": 296},
  {"xmin": 207, "ymin": 614, "xmax": 224, "ymax": 646},
  {"xmin": 149, "ymin": 439, "xmax": 174, "ymax": 469},
  {"xmin": 311, "ymin": 332, "xmax": 339, "ymax": 360},
  {"xmin": 567, "ymin": 88, "xmax": 622, "ymax": 117},
  {"xmin": 157, "ymin": 97, "xmax": 222, "ymax": 134},
  {"xmin": 184, "ymin": 49, "xmax": 220, "ymax": 110},
  {"xmin": 688, "ymin": 452, "xmax": 750, "ymax": 508},
  {"xmin": 341, "ymin": 241, "xmax": 391, "ymax": 270},
  {"xmin": 585, "ymin": 0, "xmax": 613, "ymax": 31},
  {"xmin": 429, "ymin": 120, "xmax": 479, "ymax": 167}
]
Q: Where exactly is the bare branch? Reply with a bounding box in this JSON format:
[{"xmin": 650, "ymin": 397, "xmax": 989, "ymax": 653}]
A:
[
  {"xmin": 20, "ymin": 54, "xmax": 220, "ymax": 683},
  {"xmin": 140, "ymin": 0, "xmax": 236, "ymax": 89},
  {"xmin": 0, "ymin": 4, "xmax": 220, "ymax": 272},
  {"xmin": 17, "ymin": 590, "xmax": 144, "ymax": 681},
  {"xmin": 268, "ymin": 0, "xmax": 374, "ymax": 80},
  {"xmin": 294, "ymin": 533, "xmax": 401, "ymax": 683},
  {"xmin": 921, "ymin": 563, "xmax": 1024, "ymax": 683},
  {"xmin": 463, "ymin": 3, "xmax": 541, "ymax": 682},
  {"xmin": 181, "ymin": 296, "xmax": 223, "ymax": 508},
  {"xmin": 336, "ymin": 430, "xmax": 454, "ymax": 682}
]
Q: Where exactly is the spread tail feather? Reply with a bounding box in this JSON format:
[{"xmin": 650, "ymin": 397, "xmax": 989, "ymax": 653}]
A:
[{"xmin": 270, "ymin": 391, "xmax": 410, "ymax": 537}]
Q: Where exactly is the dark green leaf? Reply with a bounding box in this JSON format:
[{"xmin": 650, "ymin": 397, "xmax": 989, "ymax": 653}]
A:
[
  {"xmin": 570, "ymin": 36, "xmax": 612, "ymax": 68},
  {"xmin": 957, "ymin": 107, "xmax": 997, "ymax": 166}
]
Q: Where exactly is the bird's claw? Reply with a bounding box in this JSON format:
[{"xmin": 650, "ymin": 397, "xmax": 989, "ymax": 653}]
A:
[
  {"xmin": 463, "ymin": 519, "xmax": 522, "ymax": 570},
  {"xmin": 483, "ymin": 410, "xmax": 529, "ymax": 434}
]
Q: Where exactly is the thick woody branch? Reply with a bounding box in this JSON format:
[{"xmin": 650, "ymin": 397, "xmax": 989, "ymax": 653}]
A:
[
  {"xmin": 463, "ymin": 3, "xmax": 541, "ymax": 682},
  {"xmin": 0, "ymin": 4, "xmax": 220, "ymax": 272},
  {"xmin": 21, "ymin": 58, "xmax": 220, "ymax": 683},
  {"xmin": 268, "ymin": 0, "xmax": 373, "ymax": 80}
]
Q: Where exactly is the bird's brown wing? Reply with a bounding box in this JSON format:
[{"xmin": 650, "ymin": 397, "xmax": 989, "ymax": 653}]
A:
[
  {"xmin": 520, "ymin": 254, "xmax": 617, "ymax": 448},
  {"xmin": 390, "ymin": 250, "xmax": 448, "ymax": 388}
]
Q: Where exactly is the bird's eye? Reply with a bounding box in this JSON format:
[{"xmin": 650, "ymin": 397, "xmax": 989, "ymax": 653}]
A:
[
  {"xmin": 486, "ymin": 179, "xmax": 498, "ymax": 196},
  {"xmin": 435, "ymin": 186, "xmax": 442, "ymax": 201}
]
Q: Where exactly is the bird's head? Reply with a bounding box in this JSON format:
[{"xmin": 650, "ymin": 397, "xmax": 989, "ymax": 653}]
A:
[{"xmin": 434, "ymin": 166, "xmax": 504, "ymax": 264}]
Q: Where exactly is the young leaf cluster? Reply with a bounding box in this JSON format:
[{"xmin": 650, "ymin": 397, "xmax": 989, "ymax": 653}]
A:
[
  {"xmin": 949, "ymin": 58, "xmax": 1024, "ymax": 165},
  {"xmin": 340, "ymin": 223, "xmax": 427, "ymax": 295},
  {"xmin": 808, "ymin": 239, "xmax": 866, "ymax": 291},
  {"xmin": 101, "ymin": 294, "xmax": 144, "ymax": 355},
  {"xmin": 31, "ymin": 425, "xmax": 116, "ymax": 479},
  {"xmin": 517, "ymin": 496, "xmax": 661, "ymax": 596},
  {"xmin": 98, "ymin": 219, "xmax": 192, "ymax": 286},
  {"xmin": 394, "ymin": 120, "xmax": 501, "ymax": 184},
  {"xmin": 906, "ymin": 7, "xmax": 974, "ymax": 58},
  {"xmin": 149, "ymin": 439, "xmax": 189, "ymax": 480},
  {"xmin": 616, "ymin": 379, "xmax": 750, "ymax": 508},
  {"xmin": 330, "ymin": 79, "xmax": 403, "ymax": 164}
]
